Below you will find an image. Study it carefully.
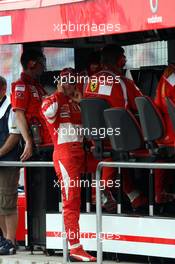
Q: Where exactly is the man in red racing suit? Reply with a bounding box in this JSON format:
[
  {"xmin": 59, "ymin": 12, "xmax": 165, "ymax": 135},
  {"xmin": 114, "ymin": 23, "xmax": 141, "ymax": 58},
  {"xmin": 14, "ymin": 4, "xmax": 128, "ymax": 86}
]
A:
[{"xmin": 41, "ymin": 68, "xmax": 96, "ymax": 262}]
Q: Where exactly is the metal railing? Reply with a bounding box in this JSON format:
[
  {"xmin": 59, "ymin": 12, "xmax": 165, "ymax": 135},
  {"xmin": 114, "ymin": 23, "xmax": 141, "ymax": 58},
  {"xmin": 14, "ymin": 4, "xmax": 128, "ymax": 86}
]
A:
[
  {"xmin": 0, "ymin": 161, "xmax": 68, "ymax": 263},
  {"xmin": 2, "ymin": 160, "xmax": 175, "ymax": 263},
  {"xmin": 96, "ymin": 161, "xmax": 175, "ymax": 264},
  {"xmin": 0, "ymin": 161, "xmax": 53, "ymax": 167}
]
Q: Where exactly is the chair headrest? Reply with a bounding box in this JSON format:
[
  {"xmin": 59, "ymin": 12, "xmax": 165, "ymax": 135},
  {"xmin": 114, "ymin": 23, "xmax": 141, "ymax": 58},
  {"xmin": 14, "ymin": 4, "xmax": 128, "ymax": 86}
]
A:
[
  {"xmin": 135, "ymin": 96, "xmax": 164, "ymax": 141},
  {"xmin": 80, "ymin": 98, "xmax": 110, "ymax": 140},
  {"xmin": 104, "ymin": 108, "xmax": 143, "ymax": 152},
  {"xmin": 165, "ymin": 97, "xmax": 175, "ymax": 131}
]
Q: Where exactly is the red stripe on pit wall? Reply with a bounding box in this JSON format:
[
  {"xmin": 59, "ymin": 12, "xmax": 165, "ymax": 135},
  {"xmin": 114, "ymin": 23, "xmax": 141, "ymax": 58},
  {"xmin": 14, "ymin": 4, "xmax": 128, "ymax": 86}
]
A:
[{"xmin": 46, "ymin": 232, "xmax": 175, "ymax": 245}]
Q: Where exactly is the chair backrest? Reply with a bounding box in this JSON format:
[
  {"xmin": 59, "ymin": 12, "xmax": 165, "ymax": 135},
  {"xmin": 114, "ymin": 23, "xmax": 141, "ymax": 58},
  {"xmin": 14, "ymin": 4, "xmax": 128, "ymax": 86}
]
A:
[
  {"xmin": 137, "ymin": 67, "xmax": 165, "ymax": 98},
  {"xmin": 138, "ymin": 70, "xmax": 153, "ymax": 96},
  {"xmin": 80, "ymin": 98, "xmax": 109, "ymax": 140},
  {"xmin": 135, "ymin": 96, "xmax": 165, "ymax": 142},
  {"xmin": 166, "ymin": 97, "xmax": 175, "ymax": 131},
  {"xmin": 104, "ymin": 108, "xmax": 143, "ymax": 152}
]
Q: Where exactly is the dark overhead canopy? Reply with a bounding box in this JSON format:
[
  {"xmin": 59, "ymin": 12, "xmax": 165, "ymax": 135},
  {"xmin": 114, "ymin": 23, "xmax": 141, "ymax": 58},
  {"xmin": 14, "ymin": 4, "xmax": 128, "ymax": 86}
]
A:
[{"xmin": 37, "ymin": 28, "xmax": 175, "ymax": 48}]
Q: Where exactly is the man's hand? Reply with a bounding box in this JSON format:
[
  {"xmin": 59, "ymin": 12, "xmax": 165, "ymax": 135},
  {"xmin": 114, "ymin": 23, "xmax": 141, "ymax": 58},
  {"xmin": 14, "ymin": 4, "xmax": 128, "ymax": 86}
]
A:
[
  {"xmin": 0, "ymin": 134, "xmax": 21, "ymax": 159},
  {"xmin": 15, "ymin": 110, "xmax": 33, "ymax": 161},
  {"xmin": 57, "ymin": 81, "xmax": 64, "ymax": 93},
  {"xmin": 71, "ymin": 90, "xmax": 82, "ymax": 103},
  {"xmin": 20, "ymin": 138, "xmax": 33, "ymax": 161}
]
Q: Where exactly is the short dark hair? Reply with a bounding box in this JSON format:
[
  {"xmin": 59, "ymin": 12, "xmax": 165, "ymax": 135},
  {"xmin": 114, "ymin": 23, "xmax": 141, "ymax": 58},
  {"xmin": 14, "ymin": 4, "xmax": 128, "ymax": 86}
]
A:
[
  {"xmin": 101, "ymin": 44, "xmax": 124, "ymax": 66},
  {"xmin": 20, "ymin": 49, "xmax": 45, "ymax": 70},
  {"xmin": 87, "ymin": 51, "xmax": 101, "ymax": 66},
  {"xmin": 0, "ymin": 76, "xmax": 7, "ymax": 87}
]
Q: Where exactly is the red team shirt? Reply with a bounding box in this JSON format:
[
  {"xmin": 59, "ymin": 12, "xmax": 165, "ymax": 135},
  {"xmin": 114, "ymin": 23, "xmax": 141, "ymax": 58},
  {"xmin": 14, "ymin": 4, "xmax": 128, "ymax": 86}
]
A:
[
  {"xmin": 84, "ymin": 69, "xmax": 142, "ymax": 112},
  {"xmin": 154, "ymin": 65, "xmax": 175, "ymax": 146},
  {"xmin": 84, "ymin": 69, "xmax": 143, "ymax": 174},
  {"xmin": 11, "ymin": 72, "xmax": 52, "ymax": 145}
]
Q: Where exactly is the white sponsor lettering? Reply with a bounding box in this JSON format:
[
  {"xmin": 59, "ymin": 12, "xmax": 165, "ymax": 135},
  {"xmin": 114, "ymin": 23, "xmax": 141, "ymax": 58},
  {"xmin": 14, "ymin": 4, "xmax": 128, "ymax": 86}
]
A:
[{"xmin": 147, "ymin": 15, "xmax": 163, "ymax": 24}]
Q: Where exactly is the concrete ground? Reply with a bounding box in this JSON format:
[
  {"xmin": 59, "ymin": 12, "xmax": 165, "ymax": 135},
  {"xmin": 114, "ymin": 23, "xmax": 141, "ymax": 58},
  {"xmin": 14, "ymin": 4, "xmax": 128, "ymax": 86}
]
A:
[{"xmin": 0, "ymin": 250, "xmax": 145, "ymax": 264}]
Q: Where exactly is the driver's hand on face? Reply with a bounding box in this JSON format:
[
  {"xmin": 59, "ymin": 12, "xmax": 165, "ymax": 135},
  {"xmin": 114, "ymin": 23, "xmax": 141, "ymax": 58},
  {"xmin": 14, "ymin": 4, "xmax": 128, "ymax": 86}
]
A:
[
  {"xmin": 57, "ymin": 81, "xmax": 64, "ymax": 94},
  {"xmin": 71, "ymin": 89, "xmax": 82, "ymax": 103}
]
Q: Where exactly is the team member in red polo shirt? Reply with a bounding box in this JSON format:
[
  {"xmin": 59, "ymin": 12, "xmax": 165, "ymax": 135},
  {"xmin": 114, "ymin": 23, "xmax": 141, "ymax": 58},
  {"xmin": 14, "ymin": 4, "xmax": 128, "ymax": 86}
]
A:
[
  {"xmin": 154, "ymin": 64, "xmax": 175, "ymax": 204},
  {"xmin": 84, "ymin": 45, "xmax": 141, "ymax": 109},
  {"xmin": 84, "ymin": 44, "xmax": 147, "ymax": 211},
  {"xmin": 155, "ymin": 64, "xmax": 175, "ymax": 146},
  {"xmin": 11, "ymin": 49, "xmax": 52, "ymax": 161}
]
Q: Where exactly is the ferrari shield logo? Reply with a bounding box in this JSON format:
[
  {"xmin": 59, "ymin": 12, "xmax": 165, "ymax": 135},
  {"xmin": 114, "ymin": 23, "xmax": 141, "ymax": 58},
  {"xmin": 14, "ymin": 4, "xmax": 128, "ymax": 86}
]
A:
[{"xmin": 90, "ymin": 81, "xmax": 97, "ymax": 92}]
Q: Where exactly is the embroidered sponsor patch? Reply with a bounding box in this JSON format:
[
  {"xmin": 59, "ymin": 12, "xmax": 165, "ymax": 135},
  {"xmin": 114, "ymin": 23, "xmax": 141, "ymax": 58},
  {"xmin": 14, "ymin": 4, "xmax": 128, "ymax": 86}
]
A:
[
  {"xmin": 33, "ymin": 93, "xmax": 39, "ymax": 98},
  {"xmin": 30, "ymin": 85, "xmax": 37, "ymax": 92},
  {"xmin": 98, "ymin": 84, "xmax": 112, "ymax": 96},
  {"xmin": 29, "ymin": 86, "xmax": 39, "ymax": 98},
  {"xmin": 15, "ymin": 91, "xmax": 24, "ymax": 99},
  {"xmin": 60, "ymin": 112, "xmax": 70, "ymax": 118},
  {"xmin": 60, "ymin": 104, "xmax": 70, "ymax": 112},
  {"xmin": 60, "ymin": 104, "xmax": 71, "ymax": 118},
  {"xmin": 15, "ymin": 85, "xmax": 25, "ymax": 92}
]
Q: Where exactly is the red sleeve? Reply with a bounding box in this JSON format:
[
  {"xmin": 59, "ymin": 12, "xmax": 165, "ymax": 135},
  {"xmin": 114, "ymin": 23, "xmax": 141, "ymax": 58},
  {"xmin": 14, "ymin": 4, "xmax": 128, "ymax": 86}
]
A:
[
  {"xmin": 154, "ymin": 77, "xmax": 164, "ymax": 108},
  {"xmin": 154, "ymin": 77, "xmax": 175, "ymax": 114},
  {"xmin": 41, "ymin": 92, "xmax": 65, "ymax": 123},
  {"xmin": 11, "ymin": 82, "xmax": 30, "ymax": 111}
]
